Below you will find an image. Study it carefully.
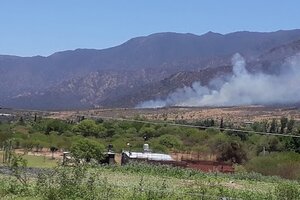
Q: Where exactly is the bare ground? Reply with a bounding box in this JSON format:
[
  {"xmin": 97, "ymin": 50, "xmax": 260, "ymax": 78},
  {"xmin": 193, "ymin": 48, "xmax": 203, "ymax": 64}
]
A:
[{"xmin": 46, "ymin": 106, "xmax": 300, "ymax": 123}]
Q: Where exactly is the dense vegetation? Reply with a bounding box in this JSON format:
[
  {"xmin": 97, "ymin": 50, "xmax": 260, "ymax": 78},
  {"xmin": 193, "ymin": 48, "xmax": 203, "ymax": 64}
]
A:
[
  {"xmin": 1, "ymin": 115, "xmax": 300, "ymax": 180},
  {"xmin": 0, "ymin": 162, "xmax": 300, "ymax": 200}
]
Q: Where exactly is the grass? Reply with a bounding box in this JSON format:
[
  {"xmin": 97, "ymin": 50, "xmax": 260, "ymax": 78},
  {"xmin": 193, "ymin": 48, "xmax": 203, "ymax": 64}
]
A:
[
  {"xmin": 2, "ymin": 161, "xmax": 300, "ymax": 200},
  {"xmin": 0, "ymin": 151, "xmax": 58, "ymax": 168},
  {"xmin": 13, "ymin": 125, "xmax": 31, "ymax": 134},
  {"xmin": 22, "ymin": 155, "xmax": 58, "ymax": 168},
  {"xmin": 0, "ymin": 155, "xmax": 299, "ymax": 199}
]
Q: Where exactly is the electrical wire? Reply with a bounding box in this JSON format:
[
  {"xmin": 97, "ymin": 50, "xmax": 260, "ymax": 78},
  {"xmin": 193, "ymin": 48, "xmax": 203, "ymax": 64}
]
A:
[
  {"xmin": 2, "ymin": 106, "xmax": 300, "ymax": 138},
  {"xmin": 88, "ymin": 115, "xmax": 300, "ymax": 138}
]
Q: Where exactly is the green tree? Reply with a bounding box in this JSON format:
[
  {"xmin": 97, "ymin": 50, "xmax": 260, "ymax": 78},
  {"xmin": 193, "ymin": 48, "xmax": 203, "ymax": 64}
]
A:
[
  {"xmin": 220, "ymin": 117, "xmax": 224, "ymax": 130},
  {"xmin": 139, "ymin": 126, "xmax": 157, "ymax": 139},
  {"xmin": 9, "ymin": 154, "xmax": 28, "ymax": 185},
  {"xmin": 282, "ymin": 137, "xmax": 300, "ymax": 153},
  {"xmin": 50, "ymin": 146, "xmax": 58, "ymax": 159},
  {"xmin": 287, "ymin": 119, "xmax": 295, "ymax": 134},
  {"xmin": 209, "ymin": 134, "xmax": 247, "ymax": 164},
  {"xmin": 18, "ymin": 116, "xmax": 25, "ymax": 125},
  {"xmin": 33, "ymin": 119, "xmax": 70, "ymax": 134},
  {"xmin": 126, "ymin": 127, "xmax": 138, "ymax": 135},
  {"xmin": 251, "ymin": 120, "xmax": 268, "ymax": 132},
  {"xmin": 0, "ymin": 131, "xmax": 11, "ymax": 147},
  {"xmin": 73, "ymin": 119, "xmax": 106, "ymax": 137},
  {"xmin": 71, "ymin": 139, "xmax": 104, "ymax": 163},
  {"xmin": 254, "ymin": 136, "xmax": 283, "ymax": 155},
  {"xmin": 157, "ymin": 126, "xmax": 181, "ymax": 137},
  {"xmin": 158, "ymin": 134, "xmax": 182, "ymax": 149},
  {"xmin": 269, "ymin": 119, "xmax": 277, "ymax": 133},
  {"xmin": 280, "ymin": 117, "xmax": 288, "ymax": 134},
  {"xmin": 2, "ymin": 139, "xmax": 14, "ymax": 164}
]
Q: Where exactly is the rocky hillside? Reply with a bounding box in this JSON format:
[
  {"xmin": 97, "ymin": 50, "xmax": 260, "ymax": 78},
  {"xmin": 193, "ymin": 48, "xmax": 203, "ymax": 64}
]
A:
[{"xmin": 1, "ymin": 30, "xmax": 300, "ymax": 110}]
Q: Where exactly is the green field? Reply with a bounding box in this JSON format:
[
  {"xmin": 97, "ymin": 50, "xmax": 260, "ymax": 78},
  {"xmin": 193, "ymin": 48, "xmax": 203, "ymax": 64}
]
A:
[
  {"xmin": 0, "ymin": 162, "xmax": 299, "ymax": 200},
  {"xmin": 0, "ymin": 152, "xmax": 58, "ymax": 168},
  {"xmin": 22, "ymin": 155, "xmax": 58, "ymax": 168}
]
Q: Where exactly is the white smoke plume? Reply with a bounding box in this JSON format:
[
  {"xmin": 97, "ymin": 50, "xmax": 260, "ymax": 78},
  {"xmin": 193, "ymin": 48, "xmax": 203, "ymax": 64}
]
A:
[{"xmin": 137, "ymin": 53, "xmax": 300, "ymax": 108}]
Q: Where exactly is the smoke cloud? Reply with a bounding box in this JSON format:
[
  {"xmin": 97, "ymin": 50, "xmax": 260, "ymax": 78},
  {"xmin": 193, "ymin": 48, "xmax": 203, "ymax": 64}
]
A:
[{"xmin": 137, "ymin": 53, "xmax": 300, "ymax": 108}]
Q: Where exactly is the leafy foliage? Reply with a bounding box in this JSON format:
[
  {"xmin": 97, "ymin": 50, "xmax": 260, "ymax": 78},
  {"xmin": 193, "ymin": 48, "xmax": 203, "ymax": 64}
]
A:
[
  {"xmin": 209, "ymin": 133, "xmax": 247, "ymax": 164},
  {"xmin": 158, "ymin": 134, "xmax": 182, "ymax": 149},
  {"xmin": 1, "ymin": 116, "xmax": 300, "ymax": 179},
  {"xmin": 71, "ymin": 139, "xmax": 105, "ymax": 163},
  {"xmin": 245, "ymin": 152, "xmax": 300, "ymax": 179},
  {"xmin": 2, "ymin": 162, "xmax": 299, "ymax": 200}
]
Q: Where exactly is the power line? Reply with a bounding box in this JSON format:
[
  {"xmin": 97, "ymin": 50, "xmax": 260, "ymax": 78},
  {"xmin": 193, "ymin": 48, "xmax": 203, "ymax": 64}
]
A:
[
  {"xmin": 88, "ymin": 115, "xmax": 300, "ymax": 138},
  {"xmin": 3, "ymin": 106, "xmax": 300, "ymax": 138}
]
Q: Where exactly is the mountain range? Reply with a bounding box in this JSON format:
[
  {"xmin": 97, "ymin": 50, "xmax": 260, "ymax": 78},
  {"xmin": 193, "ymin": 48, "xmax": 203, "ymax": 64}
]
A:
[{"xmin": 1, "ymin": 29, "xmax": 300, "ymax": 110}]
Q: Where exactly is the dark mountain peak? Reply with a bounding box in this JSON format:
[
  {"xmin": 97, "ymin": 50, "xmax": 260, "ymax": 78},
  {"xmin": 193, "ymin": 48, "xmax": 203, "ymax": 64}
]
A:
[
  {"xmin": 0, "ymin": 55, "xmax": 21, "ymax": 60},
  {"xmin": 226, "ymin": 29, "xmax": 300, "ymax": 38},
  {"xmin": 48, "ymin": 48, "xmax": 99, "ymax": 58},
  {"xmin": 123, "ymin": 32, "xmax": 199, "ymax": 46},
  {"xmin": 273, "ymin": 29, "xmax": 300, "ymax": 34},
  {"xmin": 147, "ymin": 32, "xmax": 198, "ymax": 38},
  {"xmin": 202, "ymin": 31, "xmax": 223, "ymax": 37}
]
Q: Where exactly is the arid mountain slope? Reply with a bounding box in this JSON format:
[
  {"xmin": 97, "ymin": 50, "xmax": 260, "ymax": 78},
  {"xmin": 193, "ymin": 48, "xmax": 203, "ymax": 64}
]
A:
[{"xmin": 2, "ymin": 30, "xmax": 300, "ymax": 109}]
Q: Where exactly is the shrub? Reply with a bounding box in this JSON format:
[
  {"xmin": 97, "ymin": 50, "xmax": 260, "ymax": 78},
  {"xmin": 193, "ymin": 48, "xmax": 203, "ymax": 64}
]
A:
[
  {"xmin": 33, "ymin": 119, "xmax": 70, "ymax": 134},
  {"xmin": 73, "ymin": 119, "xmax": 107, "ymax": 137},
  {"xmin": 71, "ymin": 139, "xmax": 104, "ymax": 163},
  {"xmin": 245, "ymin": 152, "xmax": 300, "ymax": 180},
  {"xmin": 158, "ymin": 134, "xmax": 182, "ymax": 149},
  {"xmin": 209, "ymin": 133, "xmax": 247, "ymax": 164},
  {"xmin": 275, "ymin": 182, "xmax": 300, "ymax": 200}
]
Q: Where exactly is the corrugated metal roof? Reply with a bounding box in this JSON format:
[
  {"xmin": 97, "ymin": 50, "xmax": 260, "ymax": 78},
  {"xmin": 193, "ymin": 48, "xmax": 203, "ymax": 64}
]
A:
[
  {"xmin": 123, "ymin": 151, "xmax": 174, "ymax": 161},
  {"xmin": 0, "ymin": 113, "xmax": 12, "ymax": 116}
]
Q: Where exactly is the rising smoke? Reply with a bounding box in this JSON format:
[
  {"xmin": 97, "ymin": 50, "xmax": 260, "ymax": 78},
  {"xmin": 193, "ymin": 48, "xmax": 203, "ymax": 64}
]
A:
[{"xmin": 137, "ymin": 53, "xmax": 300, "ymax": 108}]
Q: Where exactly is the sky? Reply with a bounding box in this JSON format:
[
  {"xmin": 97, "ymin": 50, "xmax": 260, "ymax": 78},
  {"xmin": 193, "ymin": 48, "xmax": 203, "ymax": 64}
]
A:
[{"xmin": 0, "ymin": 0, "xmax": 300, "ymax": 56}]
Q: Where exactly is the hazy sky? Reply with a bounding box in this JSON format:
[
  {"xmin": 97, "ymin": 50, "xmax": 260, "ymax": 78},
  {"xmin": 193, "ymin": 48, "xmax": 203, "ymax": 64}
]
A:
[{"xmin": 1, "ymin": 0, "xmax": 300, "ymax": 56}]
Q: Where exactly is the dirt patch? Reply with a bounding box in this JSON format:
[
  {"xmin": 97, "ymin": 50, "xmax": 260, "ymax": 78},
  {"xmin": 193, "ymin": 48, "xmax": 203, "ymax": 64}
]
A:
[
  {"xmin": 44, "ymin": 106, "xmax": 300, "ymax": 123},
  {"xmin": 222, "ymin": 181, "xmax": 244, "ymax": 189},
  {"xmin": 14, "ymin": 148, "xmax": 63, "ymax": 159}
]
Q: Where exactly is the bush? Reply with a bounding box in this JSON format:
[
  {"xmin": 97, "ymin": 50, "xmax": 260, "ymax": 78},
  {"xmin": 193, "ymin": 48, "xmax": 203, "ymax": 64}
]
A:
[
  {"xmin": 33, "ymin": 119, "xmax": 70, "ymax": 134},
  {"xmin": 245, "ymin": 152, "xmax": 300, "ymax": 180},
  {"xmin": 36, "ymin": 166, "xmax": 106, "ymax": 200},
  {"xmin": 139, "ymin": 126, "xmax": 157, "ymax": 139},
  {"xmin": 158, "ymin": 134, "xmax": 182, "ymax": 149},
  {"xmin": 209, "ymin": 133, "xmax": 247, "ymax": 164},
  {"xmin": 71, "ymin": 139, "xmax": 105, "ymax": 163},
  {"xmin": 73, "ymin": 119, "xmax": 107, "ymax": 137},
  {"xmin": 275, "ymin": 182, "xmax": 300, "ymax": 200}
]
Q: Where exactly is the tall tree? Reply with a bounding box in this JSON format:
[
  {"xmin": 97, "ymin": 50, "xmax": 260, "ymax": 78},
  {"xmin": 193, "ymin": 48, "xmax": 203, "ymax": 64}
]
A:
[
  {"xmin": 269, "ymin": 119, "xmax": 277, "ymax": 133},
  {"xmin": 220, "ymin": 117, "xmax": 224, "ymax": 131},
  {"xmin": 280, "ymin": 117, "xmax": 288, "ymax": 134},
  {"xmin": 287, "ymin": 118, "xmax": 295, "ymax": 134}
]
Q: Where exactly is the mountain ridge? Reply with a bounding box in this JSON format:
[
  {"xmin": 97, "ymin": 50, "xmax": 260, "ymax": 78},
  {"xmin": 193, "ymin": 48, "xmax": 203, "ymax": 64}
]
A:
[{"xmin": 2, "ymin": 29, "xmax": 300, "ymax": 110}]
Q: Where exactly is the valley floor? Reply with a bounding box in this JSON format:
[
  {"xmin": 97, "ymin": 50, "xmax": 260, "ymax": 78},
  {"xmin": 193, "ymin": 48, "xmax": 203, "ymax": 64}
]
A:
[{"xmin": 45, "ymin": 106, "xmax": 300, "ymax": 123}]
